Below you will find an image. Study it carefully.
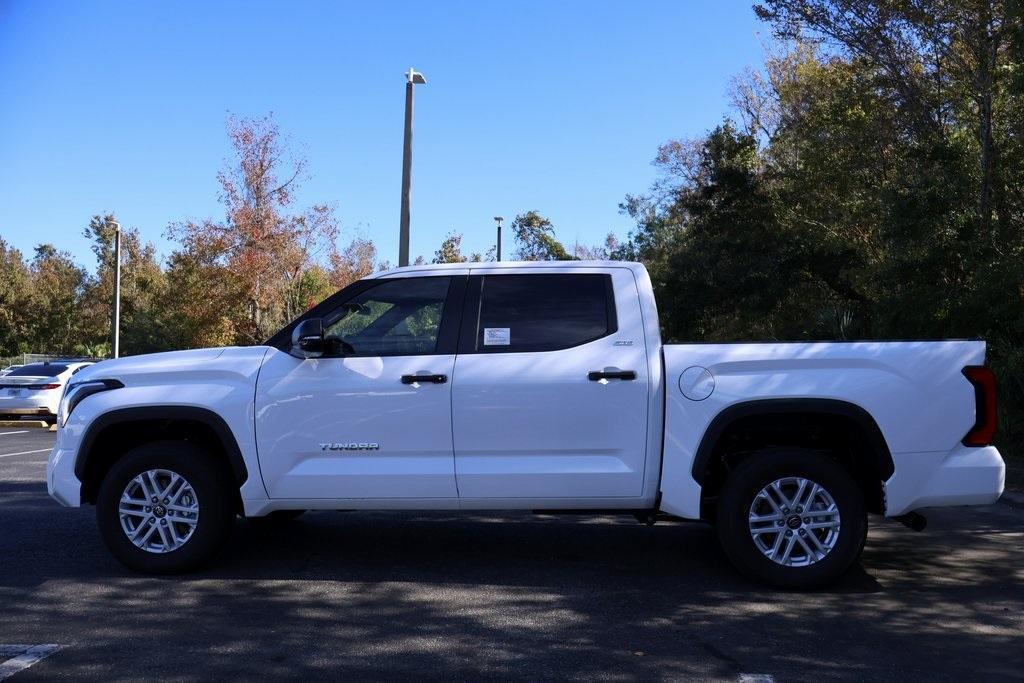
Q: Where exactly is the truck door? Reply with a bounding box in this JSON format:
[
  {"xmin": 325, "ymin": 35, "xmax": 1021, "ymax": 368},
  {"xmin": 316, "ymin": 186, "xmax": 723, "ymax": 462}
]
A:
[
  {"xmin": 451, "ymin": 268, "xmax": 650, "ymax": 500},
  {"xmin": 255, "ymin": 274, "xmax": 465, "ymax": 500}
]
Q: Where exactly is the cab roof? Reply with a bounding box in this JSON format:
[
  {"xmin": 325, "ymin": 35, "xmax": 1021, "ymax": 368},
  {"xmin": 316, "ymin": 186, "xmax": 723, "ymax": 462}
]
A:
[{"xmin": 368, "ymin": 260, "xmax": 645, "ymax": 279}]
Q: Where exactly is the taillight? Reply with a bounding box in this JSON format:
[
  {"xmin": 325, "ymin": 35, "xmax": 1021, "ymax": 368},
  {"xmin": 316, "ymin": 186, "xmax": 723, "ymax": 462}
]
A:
[
  {"xmin": 962, "ymin": 366, "xmax": 997, "ymax": 446},
  {"xmin": 29, "ymin": 383, "xmax": 61, "ymax": 390}
]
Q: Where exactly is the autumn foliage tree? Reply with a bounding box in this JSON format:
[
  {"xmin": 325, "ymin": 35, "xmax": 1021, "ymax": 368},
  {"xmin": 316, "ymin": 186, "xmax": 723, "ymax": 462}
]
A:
[{"xmin": 167, "ymin": 114, "xmax": 339, "ymax": 344}]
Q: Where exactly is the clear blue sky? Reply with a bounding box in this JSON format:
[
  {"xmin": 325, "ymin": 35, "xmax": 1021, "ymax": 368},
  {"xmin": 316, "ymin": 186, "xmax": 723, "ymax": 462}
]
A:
[{"xmin": 0, "ymin": 1, "xmax": 766, "ymax": 268}]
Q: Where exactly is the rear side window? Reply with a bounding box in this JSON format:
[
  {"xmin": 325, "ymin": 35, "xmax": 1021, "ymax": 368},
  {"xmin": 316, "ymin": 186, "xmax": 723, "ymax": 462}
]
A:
[{"xmin": 473, "ymin": 274, "xmax": 616, "ymax": 352}]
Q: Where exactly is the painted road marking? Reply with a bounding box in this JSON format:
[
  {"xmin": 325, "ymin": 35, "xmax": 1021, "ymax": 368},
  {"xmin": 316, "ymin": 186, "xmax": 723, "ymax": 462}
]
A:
[
  {"xmin": 738, "ymin": 675, "xmax": 775, "ymax": 683},
  {"xmin": 0, "ymin": 644, "xmax": 60, "ymax": 680},
  {"xmin": 0, "ymin": 431, "xmax": 29, "ymax": 436},
  {"xmin": 0, "ymin": 449, "xmax": 51, "ymax": 459}
]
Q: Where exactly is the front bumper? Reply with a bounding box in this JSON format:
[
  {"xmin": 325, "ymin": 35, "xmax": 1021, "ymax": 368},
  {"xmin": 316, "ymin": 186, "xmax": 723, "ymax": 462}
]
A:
[
  {"xmin": 884, "ymin": 445, "xmax": 1005, "ymax": 516},
  {"xmin": 46, "ymin": 428, "xmax": 82, "ymax": 507}
]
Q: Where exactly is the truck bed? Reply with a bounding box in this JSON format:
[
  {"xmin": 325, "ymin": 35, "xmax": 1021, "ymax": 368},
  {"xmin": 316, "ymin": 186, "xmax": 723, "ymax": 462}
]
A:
[{"xmin": 659, "ymin": 340, "xmax": 1003, "ymax": 518}]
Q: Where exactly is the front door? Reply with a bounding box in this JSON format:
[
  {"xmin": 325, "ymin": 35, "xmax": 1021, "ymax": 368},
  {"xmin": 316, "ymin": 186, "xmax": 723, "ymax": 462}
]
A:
[
  {"xmin": 451, "ymin": 268, "xmax": 651, "ymax": 500},
  {"xmin": 255, "ymin": 274, "xmax": 465, "ymax": 500}
]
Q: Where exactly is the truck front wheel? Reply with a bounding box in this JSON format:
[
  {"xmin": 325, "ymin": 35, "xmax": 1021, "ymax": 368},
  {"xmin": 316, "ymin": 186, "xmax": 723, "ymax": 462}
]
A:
[
  {"xmin": 96, "ymin": 441, "xmax": 235, "ymax": 574},
  {"xmin": 716, "ymin": 450, "xmax": 866, "ymax": 588}
]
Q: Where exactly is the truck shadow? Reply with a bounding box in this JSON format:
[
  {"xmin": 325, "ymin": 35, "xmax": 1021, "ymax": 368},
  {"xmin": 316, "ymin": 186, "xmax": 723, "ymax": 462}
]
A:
[{"xmin": 1, "ymin": 482, "xmax": 1022, "ymax": 680}]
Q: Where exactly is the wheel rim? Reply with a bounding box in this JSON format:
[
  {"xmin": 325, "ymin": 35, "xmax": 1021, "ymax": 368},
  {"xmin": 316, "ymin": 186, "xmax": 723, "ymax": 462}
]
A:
[
  {"xmin": 748, "ymin": 476, "xmax": 841, "ymax": 567},
  {"xmin": 118, "ymin": 469, "xmax": 200, "ymax": 554}
]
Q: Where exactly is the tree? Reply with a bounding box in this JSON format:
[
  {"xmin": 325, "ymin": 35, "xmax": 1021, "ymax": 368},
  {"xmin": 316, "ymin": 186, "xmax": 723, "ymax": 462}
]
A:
[
  {"xmin": 79, "ymin": 214, "xmax": 168, "ymax": 355},
  {"xmin": 510, "ymin": 211, "xmax": 572, "ymax": 261},
  {"xmin": 574, "ymin": 233, "xmax": 621, "ymax": 260},
  {"xmin": 167, "ymin": 114, "xmax": 339, "ymax": 343},
  {"xmin": 0, "ymin": 239, "xmax": 33, "ymax": 355},
  {"xmin": 432, "ymin": 231, "xmax": 468, "ymax": 264},
  {"xmin": 24, "ymin": 245, "xmax": 88, "ymax": 355},
  {"xmin": 330, "ymin": 238, "xmax": 378, "ymax": 289}
]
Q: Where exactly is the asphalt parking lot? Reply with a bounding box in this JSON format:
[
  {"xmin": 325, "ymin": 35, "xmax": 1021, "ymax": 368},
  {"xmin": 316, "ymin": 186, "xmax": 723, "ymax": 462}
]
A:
[{"xmin": 1, "ymin": 427, "xmax": 1022, "ymax": 681}]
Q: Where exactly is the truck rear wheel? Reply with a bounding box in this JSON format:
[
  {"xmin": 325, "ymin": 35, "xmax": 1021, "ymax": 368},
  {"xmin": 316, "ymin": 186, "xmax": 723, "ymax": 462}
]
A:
[
  {"xmin": 716, "ymin": 449, "xmax": 866, "ymax": 588},
  {"xmin": 96, "ymin": 441, "xmax": 235, "ymax": 574}
]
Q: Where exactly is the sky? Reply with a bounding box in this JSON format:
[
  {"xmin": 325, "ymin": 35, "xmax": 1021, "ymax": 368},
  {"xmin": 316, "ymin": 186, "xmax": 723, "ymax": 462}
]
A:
[{"xmin": 0, "ymin": 1, "xmax": 767, "ymax": 269}]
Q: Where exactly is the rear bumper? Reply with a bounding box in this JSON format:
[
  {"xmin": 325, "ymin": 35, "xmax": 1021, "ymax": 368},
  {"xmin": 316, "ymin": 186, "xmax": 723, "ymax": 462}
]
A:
[
  {"xmin": 1, "ymin": 407, "xmax": 52, "ymax": 415},
  {"xmin": 0, "ymin": 393, "xmax": 58, "ymax": 416},
  {"xmin": 884, "ymin": 445, "xmax": 1005, "ymax": 516}
]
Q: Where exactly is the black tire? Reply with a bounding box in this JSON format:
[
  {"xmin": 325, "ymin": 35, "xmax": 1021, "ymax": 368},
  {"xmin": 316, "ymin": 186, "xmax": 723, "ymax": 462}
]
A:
[
  {"xmin": 716, "ymin": 449, "xmax": 867, "ymax": 589},
  {"xmin": 96, "ymin": 441, "xmax": 235, "ymax": 574}
]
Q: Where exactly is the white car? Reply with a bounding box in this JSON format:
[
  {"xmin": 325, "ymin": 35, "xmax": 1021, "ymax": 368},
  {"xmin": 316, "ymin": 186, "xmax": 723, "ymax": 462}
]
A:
[
  {"xmin": 0, "ymin": 364, "xmax": 23, "ymax": 376},
  {"xmin": 47, "ymin": 261, "xmax": 1004, "ymax": 587},
  {"xmin": 0, "ymin": 361, "xmax": 94, "ymax": 421}
]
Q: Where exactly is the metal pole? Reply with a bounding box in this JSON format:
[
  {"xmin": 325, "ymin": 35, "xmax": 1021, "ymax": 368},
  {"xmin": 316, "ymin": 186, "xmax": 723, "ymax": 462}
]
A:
[
  {"xmin": 494, "ymin": 216, "xmax": 503, "ymax": 262},
  {"xmin": 398, "ymin": 79, "xmax": 414, "ymax": 267},
  {"xmin": 111, "ymin": 221, "xmax": 121, "ymax": 358}
]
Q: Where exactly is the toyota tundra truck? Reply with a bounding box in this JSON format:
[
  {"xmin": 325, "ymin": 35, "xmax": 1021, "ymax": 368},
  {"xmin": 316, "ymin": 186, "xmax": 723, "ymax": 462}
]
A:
[{"xmin": 46, "ymin": 261, "xmax": 1005, "ymax": 587}]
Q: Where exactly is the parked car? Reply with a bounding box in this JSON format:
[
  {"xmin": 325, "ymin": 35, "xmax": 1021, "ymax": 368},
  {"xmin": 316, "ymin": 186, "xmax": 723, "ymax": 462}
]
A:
[
  {"xmin": 47, "ymin": 261, "xmax": 1003, "ymax": 587},
  {"xmin": 0, "ymin": 361, "xmax": 94, "ymax": 421},
  {"xmin": 0, "ymin": 364, "xmax": 23, "ymax": 376}
]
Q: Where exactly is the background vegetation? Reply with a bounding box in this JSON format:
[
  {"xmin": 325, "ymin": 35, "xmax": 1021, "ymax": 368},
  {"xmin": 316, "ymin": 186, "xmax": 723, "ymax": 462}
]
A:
[{"xmin": 0, "ymin": 1, "xmax": 1020, "ymax": 475}]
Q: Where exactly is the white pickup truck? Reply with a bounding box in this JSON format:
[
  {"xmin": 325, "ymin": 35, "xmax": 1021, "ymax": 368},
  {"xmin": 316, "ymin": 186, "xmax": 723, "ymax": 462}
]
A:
[{"xmin": 47, "ymin": 261, "xmax": 1004, "ymax": 587}]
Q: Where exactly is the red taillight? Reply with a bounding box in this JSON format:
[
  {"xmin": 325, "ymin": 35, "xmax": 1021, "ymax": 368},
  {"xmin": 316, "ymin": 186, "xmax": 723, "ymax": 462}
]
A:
[
  {"xmin": 962, "ymin": 366, "xmax": 997, "ymax": 446},
  {"xmin": 30, "ymin": 384, "xmax": 61, "ymax": 390}
]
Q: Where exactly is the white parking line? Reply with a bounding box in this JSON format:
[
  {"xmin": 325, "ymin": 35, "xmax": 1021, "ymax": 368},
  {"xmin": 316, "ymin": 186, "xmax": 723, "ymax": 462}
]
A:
[
  {"xmin": 0, "ymin": 449, "xmax": 51, "ymax": 459},
  {"xmin": 0, "ymin": 644, "xmax": 60, "ymax": 680},
  {"xmin": 0, "ymin": 431, "xmax": 29, "ymax": 436},
  {"xmin": 739, "ymin": 675, "xmax": 775, "ymax": 683}
]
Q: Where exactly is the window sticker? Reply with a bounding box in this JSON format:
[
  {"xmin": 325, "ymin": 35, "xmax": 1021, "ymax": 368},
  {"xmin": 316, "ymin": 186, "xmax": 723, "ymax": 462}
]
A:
[{"xmin": 483, "ymin": 327, "xmax": 511, "ymax": 346}]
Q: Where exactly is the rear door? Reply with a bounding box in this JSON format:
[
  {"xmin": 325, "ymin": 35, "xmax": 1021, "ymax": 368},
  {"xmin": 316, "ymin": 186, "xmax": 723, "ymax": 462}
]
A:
[{"xmin": 451, "ymin": 267, "xmax": 651, "ymax": 500}]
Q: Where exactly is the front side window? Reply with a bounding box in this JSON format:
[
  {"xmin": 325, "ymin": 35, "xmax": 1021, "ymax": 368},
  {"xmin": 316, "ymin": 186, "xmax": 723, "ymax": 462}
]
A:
[
  {"xmin": 474, "ymin": 274, "xmax": 615, "ymax": 352},
  {"xmin": 323, "ymin": 277, "xmax": 451, "ymax": 356}
]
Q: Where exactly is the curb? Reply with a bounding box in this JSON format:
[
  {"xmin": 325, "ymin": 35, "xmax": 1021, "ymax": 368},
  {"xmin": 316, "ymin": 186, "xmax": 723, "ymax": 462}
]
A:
[{"xmin": 0, "ymin": 420, "xmax": 50, "ymax": 429}]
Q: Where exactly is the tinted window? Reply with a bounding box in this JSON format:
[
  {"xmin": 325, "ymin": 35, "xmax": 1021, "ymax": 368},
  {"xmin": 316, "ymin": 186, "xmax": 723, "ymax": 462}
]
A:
[
  {"xmin": 7, "ymin": 363, "xmax": 69, "ymax": 377},
  {"xmin": 324, "ymin": 277, "xmax": 451, "ymax": 356},
  {"xmin": 474, "ymin": 274, "xmax": 614, "ymax": 352}
]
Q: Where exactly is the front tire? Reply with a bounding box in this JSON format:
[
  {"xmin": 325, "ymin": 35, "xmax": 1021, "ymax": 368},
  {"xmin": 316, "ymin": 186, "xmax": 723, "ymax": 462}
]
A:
[
  {"xmin": 96, "ymin": 441, "xmax": 235, "ymax": 574},
  {"xmin": 716, "ymin": 450, "xmax": 866, "ymax": 589}
]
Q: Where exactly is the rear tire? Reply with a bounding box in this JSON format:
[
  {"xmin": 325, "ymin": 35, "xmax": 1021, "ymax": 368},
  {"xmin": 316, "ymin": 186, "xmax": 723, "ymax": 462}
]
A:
[
  {"xmin": 716, "ymin": 449, "xmax": 866, "ymax": 589},
  {"xmin": 96, "ymin": 441, "xmax": 235, "ymax": 574}
]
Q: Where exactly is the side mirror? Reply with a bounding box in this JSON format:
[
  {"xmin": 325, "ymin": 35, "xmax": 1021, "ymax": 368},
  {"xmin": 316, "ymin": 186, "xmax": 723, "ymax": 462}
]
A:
[{"xmin": 290, "ymin": 318, "xmax": 325, "ymax": 358}]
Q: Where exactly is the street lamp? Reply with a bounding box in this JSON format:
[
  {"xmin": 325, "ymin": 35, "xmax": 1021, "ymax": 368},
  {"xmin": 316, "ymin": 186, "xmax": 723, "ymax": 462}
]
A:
[
  {"xmin": 398, "ymin": 67, "xmax": 426, "ymax": 267},
  {"xmin": 493, "ymin": 216, "xmax": 503, "ymax": 261},
  {"xmin": 109, "ymin": 220, "xmax": 122, "ymax": 359}
]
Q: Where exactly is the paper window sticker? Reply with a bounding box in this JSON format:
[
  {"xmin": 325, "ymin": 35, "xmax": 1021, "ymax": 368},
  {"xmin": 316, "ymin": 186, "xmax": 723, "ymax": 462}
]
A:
[{"xmin": 483, "ymin": 327, "xmax": 511, "ymax": 345}]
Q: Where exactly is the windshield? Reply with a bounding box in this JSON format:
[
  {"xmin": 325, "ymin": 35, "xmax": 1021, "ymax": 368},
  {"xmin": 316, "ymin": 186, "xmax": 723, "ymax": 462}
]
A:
[{"xmin": 6, "ymin": 363, "xmax": 70, "ymax": 377}]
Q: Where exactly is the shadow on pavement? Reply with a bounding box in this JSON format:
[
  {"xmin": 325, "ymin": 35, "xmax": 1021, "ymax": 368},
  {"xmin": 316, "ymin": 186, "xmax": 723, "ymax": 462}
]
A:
[{"xmin": 1, "ymin": 479, "xmax": 1022, "ymax": 680}]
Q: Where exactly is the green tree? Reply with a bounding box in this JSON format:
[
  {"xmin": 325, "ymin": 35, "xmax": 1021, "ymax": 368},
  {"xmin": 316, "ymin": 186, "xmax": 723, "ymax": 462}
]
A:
[
  {"xmin": 79, "ymin": 214, "xmax": 169, "ymax": 355},
  {"xmin": 0, "ymin": 239, "xmax": 34, "ymax": 355},
  {"xmin": 432, "ymin": 231, "xmax": 468, "ymax": 264},
  {"xmin": 510, "ymin": 211, "xmax": 571, "ymax": 261},
  {"xmin": 24, "ymin": 245, "xmax": 88, "ymax": 355}
]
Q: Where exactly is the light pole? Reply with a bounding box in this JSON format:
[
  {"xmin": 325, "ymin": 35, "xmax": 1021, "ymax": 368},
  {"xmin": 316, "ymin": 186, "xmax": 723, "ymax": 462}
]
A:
[
  {"xmin": 398, "ymin": 67, "xmax": 426, "ymax": 267},
  {"xmin": 493, "ymin": 216, "xmax": 503, "ymax": 261},
  {"xmin": 110, "ymin": 220, "xmax": 122, "ymax": 359}
]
